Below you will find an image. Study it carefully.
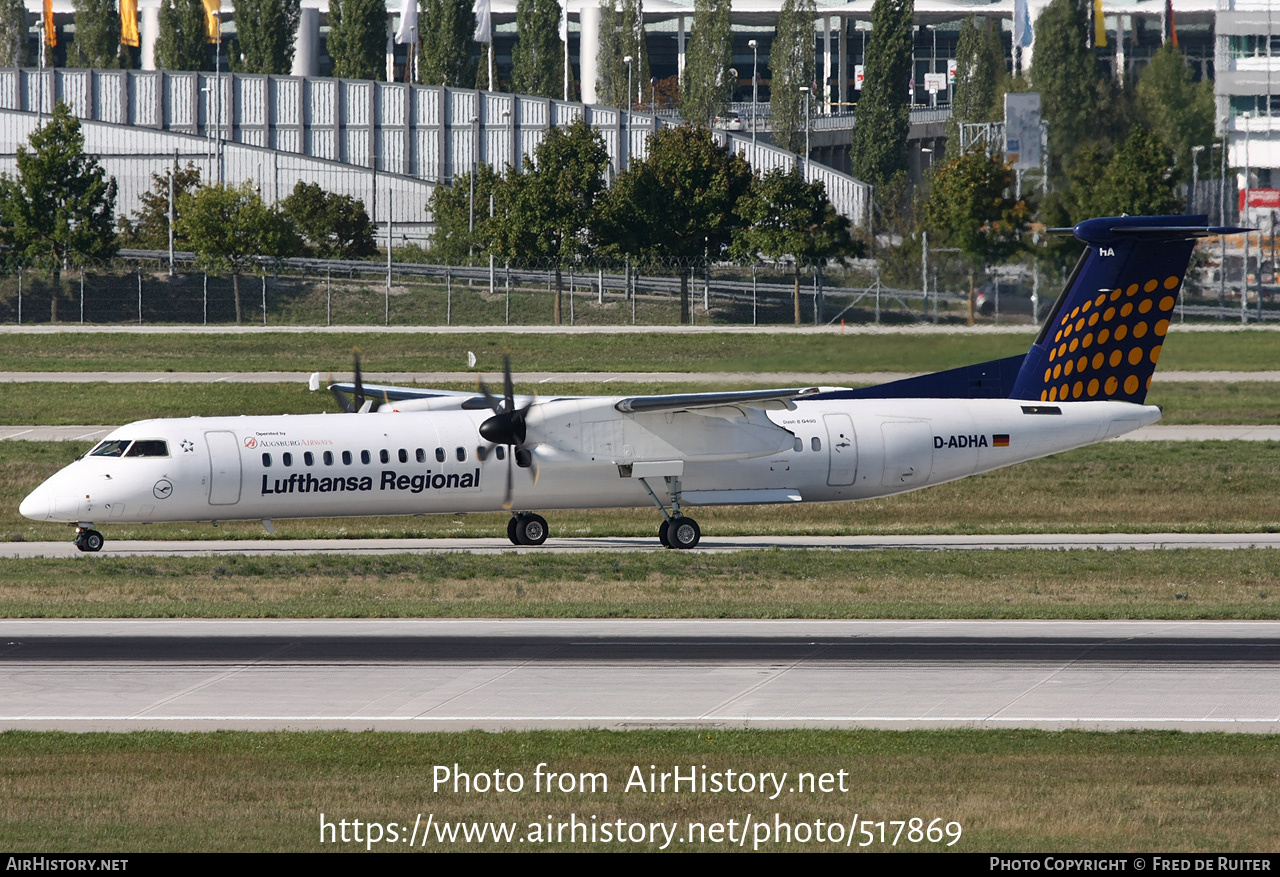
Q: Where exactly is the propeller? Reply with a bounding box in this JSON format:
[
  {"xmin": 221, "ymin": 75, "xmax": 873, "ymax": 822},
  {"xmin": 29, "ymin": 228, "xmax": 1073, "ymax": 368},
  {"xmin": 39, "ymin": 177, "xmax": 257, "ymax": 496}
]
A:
[
  {"xmin": 476, "ymin": 354, "xmax": 539, "ymax": 509},
  {"xmin": 330, "ymin": 350, "xmax": 375, "ymax": 413}
]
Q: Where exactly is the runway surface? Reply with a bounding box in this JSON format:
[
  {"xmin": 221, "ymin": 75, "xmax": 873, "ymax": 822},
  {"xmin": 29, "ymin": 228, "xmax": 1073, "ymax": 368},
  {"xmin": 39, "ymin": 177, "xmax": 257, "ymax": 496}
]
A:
[
  {"xmin": 3, "ymin": 619, "xmax": 1277, "ymax": 732},
  {"xmin": 6, "ymin": 532, "xmax": 1280, "ymax": 557},
  {"xmin": 5, "ymin": 424, "xmax": 1277, "ymax": 443}
]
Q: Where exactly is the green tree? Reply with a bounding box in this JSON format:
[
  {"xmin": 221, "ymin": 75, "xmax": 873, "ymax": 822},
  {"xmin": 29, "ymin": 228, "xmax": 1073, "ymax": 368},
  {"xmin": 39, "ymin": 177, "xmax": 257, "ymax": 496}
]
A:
[
  {"xmin": 680, "ymin": 0, "xmax": 732, "ymax": 126},
  {"xmin": 1031, "ymin": 0, "xmax": 1099, "ymax": 176},
  {"xmin": 1136, "ymin": 43, "xmax": 1215, "ymax": 178},
  {"xmin": 946, "ymin": 15, "xmax": 1007, "ymax": 149},
  {"xmin": 156, "ymin": 0, "xmax": 213, "ymax": 72},
  {"xmin": 328, "ymin": 0, "xmax": 387, "ymax": 80},
  {"xmin": 426, "ymin": 163, "xmax": 501, "ymax": 264},
  {"xmin": 919, "ymin": 149, "xmax": 1031, "ymax": 269},
  {"xmin": 849, "ymin": 0, "xmax": 913, "ymax": 185},
  {"xmin": 491, "ymin": 120, "xmax": 609, "ymax": 322},
  {"xmin": 510, "ymin": 0, "xmax": 564, "ymax": 98},
  {"xmin": 732, "ymin": 167, "xmax": 856, "ymax": 324},
  {"xmin": 770, "ymin": 0, "xmax": 816, "ymax": 155},
  {"xmin": 597, "ymin": 0, "xmax": 650, "ymax": 109},
  {"xmin": 595, "ymin": 126, "xmax": 753, "ymax": 320},
  {"xmin": 0, "ymin": 0, "xmax": 27, "ymax": 67},
  {"xmin": 118, "ymin": 162, "xmax": 202, "ymax": 249},
  {"xmin": 233, "ymin": 0, "xmax": 301, "ymax": 74},
  {"xmin": 0, "ymin": 102, "xmax": 118, "ymax": 322},
  {"xmin": 71, "ymin": 0, "xmax": 126, "ymax": 68},
  {"xmin": 419, "ymin": 0, "xmax": 476, "ymax": 87},
  {"xmin": 281, "ymin": 182, "xmax": 378, "ymax": 259},
  {"xmin": 177, "ymin": 182, "xmax": 300, "ymax": 324}
]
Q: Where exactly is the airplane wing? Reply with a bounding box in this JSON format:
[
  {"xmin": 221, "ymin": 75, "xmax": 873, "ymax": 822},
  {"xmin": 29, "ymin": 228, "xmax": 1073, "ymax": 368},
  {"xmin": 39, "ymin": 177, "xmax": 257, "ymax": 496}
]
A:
[{"xmin": 613, "ymin": 387, "xmax": 844, "ymax": 414}]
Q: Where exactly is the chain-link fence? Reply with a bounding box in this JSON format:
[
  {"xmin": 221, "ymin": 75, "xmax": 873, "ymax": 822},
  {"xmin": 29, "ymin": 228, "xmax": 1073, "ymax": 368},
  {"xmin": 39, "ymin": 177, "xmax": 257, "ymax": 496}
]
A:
[{"xmin": 1, "ymin": 245, "xmax": 1276, "ymax": 327}]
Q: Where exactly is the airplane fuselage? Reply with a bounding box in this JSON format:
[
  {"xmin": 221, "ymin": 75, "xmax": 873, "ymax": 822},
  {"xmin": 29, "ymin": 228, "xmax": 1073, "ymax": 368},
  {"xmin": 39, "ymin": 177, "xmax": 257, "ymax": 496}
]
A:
[{"xmin": 20, "ymin": 396, "xmax": 1161, "ymax": 528}]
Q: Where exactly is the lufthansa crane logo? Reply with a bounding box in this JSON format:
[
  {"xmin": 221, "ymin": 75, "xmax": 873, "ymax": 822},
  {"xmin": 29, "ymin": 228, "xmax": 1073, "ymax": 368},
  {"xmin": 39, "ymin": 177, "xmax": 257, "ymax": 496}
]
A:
[{"xmin": 153, "ymin": 479, "xmax": 174, "ymax": 500}]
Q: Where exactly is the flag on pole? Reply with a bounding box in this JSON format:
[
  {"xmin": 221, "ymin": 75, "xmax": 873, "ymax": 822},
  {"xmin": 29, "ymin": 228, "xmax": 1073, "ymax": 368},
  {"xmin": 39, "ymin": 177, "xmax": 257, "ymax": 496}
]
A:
[
  {"xmin": 473, "ymin": 0, "xmax": 491, "ymax": 43},
  {"xmin": 1013, "ymin": 0, "xmax": 1032, "ymax": 48},
  {"xmin": 1165, "ymin": 0, "xmax": 1178, "ymax": 46},
  {"xmin": 43, "ymin": 0, "xmax": 56, "ymax": 47},
  {"xmin": 559, "ymin": 0, "xmax": 568, "ymax": 43},
  {"xmin": 395, "ymin": 0, "xmax": 419, "ymax": 44},
  {"xmin": 120, "ymin": 0, "xmax": 140, "ymax": 47},
  {"xmin": 201, "ymin": 0, "xmax": 221, "ymax": 42},
  {"xmin": 1093, "ymin": 0, "xmax": 1107, "ymax": 48}
]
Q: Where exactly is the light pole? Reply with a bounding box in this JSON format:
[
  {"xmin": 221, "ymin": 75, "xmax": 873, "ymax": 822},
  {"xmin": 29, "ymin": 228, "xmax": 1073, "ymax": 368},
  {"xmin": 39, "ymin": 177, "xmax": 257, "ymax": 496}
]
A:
[
  {"xmin": 624, "ymin": 55, "xmax": 633, "ymax": 170},
  {"xmin": 1190, "ymin": 144, "xmax": 1206, "ymax": 213},
  {"xmin": 748, "ymin": 39, "xmax": 759, "ymax": 150},
  {"xmin": 214, "ymin": 10, "xmax": 222, "ymax": 185},
  {"xmin": 798, "ymin": 86, "xmax": 811, "ymax": 177},
  {"xmin": 469, "ymin": 115, "xmax": 479, "ymax": 260}
]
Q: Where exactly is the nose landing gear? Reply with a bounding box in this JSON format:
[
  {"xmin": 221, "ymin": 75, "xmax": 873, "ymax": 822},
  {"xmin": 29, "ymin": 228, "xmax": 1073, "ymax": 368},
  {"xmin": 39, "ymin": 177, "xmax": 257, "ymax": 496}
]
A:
[{"xmin": 74, "ymin": 527, "xmax": 104, "ymax": 552}]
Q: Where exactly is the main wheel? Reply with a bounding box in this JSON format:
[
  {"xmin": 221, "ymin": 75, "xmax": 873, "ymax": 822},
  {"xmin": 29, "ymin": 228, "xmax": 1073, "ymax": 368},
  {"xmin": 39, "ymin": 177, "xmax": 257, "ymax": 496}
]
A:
[
  {"xmin": 658, "ymin": 519, "xmax": 671, "ymax": 548},
  {"xmin": 667, "ymin": 516, "xmax": 701, "ymax": 550},
  {"xmin": 506, "ymin": 516, "xmax": 520, "ymax": 545},
  {"xmin": 515, "ymin": 513, "xmax": 548, "ymax": 546},
  {"xmin": 75, "ymin": 529, "xmax": 104, "ymax": 553}
]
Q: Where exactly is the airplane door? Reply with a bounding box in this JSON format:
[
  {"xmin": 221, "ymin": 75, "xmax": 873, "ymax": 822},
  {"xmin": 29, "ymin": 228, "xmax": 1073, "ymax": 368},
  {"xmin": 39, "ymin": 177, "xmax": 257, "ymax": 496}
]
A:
[
  {"xmin": 205, "ymin": 431, "xmax": 242, "ymax": 505},
  {"xmin": 880, "ymin": 421, "xmax": 934, "ymax": 488},
  {"xmin": 824, "ymin": 413, "xmax": 857, "ymax": 486}
]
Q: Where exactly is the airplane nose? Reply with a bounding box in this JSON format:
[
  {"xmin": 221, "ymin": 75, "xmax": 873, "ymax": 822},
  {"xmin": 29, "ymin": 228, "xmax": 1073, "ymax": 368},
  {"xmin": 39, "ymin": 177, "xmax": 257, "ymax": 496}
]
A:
[{"xmin": 19, "ymin": 487, "xmax": 49, "ymax": 521}]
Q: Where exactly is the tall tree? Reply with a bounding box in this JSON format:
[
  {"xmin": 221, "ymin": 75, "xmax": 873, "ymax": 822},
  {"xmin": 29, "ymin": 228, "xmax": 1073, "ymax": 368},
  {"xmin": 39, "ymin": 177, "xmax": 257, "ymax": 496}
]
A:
[
  {"xmin": 946, "ymin": 15, "xmax": 1007, "ymax": 148},
  {"xmin": 680, "ymin": 0, "xmax": 732, "ymax": 126},
  {"xmin": 596, "ymin": 0, "xmax": 648, "ymax": 108},
  {"xmin": 328, "ymin": 0, "xmax": 387, "ymax": 80},
  {"xmin": 849, "ymin": 0, "xmax": 913, "ymax": 185},
  {"xmin": 233, "ymin": 0, "xmax": 301, "ymax": 74},
  {"xmin": 732, "ymin": 168, "xmax": 856, "ymax": 324},
  {"xmin": 595, "ymin": 125, "xmax": 753, "ymax": 320},
  {"xmin": 419, "ymin": 0, "xmax": 477, "ymax": 86},
  {"xmin": 491, "ymin": 119, "xmax": 609, "ymax": 322},
  {"xmin": 769, "ymin": 0, "xmax": 816, "ymax": 155},
  {"xmin": 117, "ymin": 162, "xmax": 202, "ymax": 249},
  {"xmin": 177, "ymin": 182, "xmax": 301, "ymax": 324},
  {"xmin": 0, "ymin": 102, "xmax": 118, "ymax": 322},
  {"xmin": 281, "ymin": 181, "xmax": 377, "ymax": 259},
  {"xmin": 0, "ymin": 0, "xmax": 26, "ymax": 67},
  {"xmin": 1031, "ymin": 0, "xmax": 1099, "ymax": 177},
  {"xmin": 510, "ymin": 0, "xmax": 563, "ymax": 98},
  {"xmin": 918, "ymin": 149, "xmax": 1031, "ymax": 270},
  {"xmin": 1136, "ymin": 43, "xmax": 1215, "ymax": 178},
  {"xmin": 71, "ymin": 0, "xmax": 126, "ymax": 68},
  {"xmin": 156, "ymin": 0, "xmax": 213, "ymax": 72}
]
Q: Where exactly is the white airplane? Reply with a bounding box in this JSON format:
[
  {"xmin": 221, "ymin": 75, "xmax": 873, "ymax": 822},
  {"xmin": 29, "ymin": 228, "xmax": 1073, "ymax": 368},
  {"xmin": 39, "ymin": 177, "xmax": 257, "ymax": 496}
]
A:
[{"xmin": 21, "ymin": 215, "xmax": 1238, "ymax": 552}]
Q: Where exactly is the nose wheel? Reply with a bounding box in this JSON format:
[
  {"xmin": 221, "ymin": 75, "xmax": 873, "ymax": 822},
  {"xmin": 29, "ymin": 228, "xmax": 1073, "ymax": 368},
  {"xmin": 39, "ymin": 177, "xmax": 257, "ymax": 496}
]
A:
[
  {"xmin": 507, "ymin": 513, "xmax": 549, "ymax": 546},
  {"xmin": 74, "ymin": 528, "xmax": 104, "ymax": 553}
]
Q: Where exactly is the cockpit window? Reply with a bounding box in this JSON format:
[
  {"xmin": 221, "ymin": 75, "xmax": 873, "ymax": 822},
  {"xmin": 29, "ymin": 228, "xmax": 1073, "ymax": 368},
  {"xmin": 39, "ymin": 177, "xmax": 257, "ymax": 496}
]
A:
[
  {"xmin": 90, "ymin": 440, "xmax": 131, "ymax": 457},
  {"xmin": 124, "ymin": 440, "xmax": 169, "ymax": 457}
]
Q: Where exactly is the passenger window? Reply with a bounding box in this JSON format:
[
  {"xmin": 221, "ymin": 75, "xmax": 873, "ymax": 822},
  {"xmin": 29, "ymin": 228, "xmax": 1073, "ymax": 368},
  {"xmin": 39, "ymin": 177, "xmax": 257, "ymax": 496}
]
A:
[
  {"xmin": 90, "ymin": 440, "xmax": 130, "ymax": 457},
  {"xmin": 435, "ymin": 447, "xmax": 445, "ymax": 463},
  {"xmin": 342, "ymin": 451, "xmax": 352, "ymax": 465},
  {"xmin": 416, "ymin": 448, "xmax": 426, "ymax": 463},
  {"xmin": 304, "ymin": 451, "xmax": 314, "ymax": 466},
  {"xmin": 476, "ymin": 446, "xmax": 488, "ymax": 462},
  {"xmin": 794, "ymin": 438, "xmax": 803, "ymax": 453},
  {"xmin": 398, "ymin": 449, "xmax": 408, "ymax": 463},
  {"xmin": 811, "ymin": 437, "xmax": 822, "ymax": 452},
  {"xmin": 323, "ymin": 451, "xmax": 333, "ymax": 466},
  {"xmin": 456, "ymin": 447, "xmax": 466, "ymax": 462},
  {"xmin": 262, "ymin": 453, "xmax": 272, "ymax": 467},
  {"xmin": 125, "ymin": 440, "xmax": 169, "ymax": 457},
  {"xmin": 495, "ymin": 446, "xmax": 505, "ymax": 461},
  {"xmin": 380, "ymin": 449, "xmax": 390, "ymax": 464},
  {"xmin": 360, "ymin": 450, "xmax": 371, "ymax": 465},
  {"xmin": 283, "ymin": 452, "xmax": 293, "ymax": 466}
]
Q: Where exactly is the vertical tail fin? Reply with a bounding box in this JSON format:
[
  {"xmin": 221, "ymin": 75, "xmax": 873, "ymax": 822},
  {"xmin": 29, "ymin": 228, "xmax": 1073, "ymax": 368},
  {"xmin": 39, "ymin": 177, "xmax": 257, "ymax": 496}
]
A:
[{"xmin": 1010, "ymin": 215, "xmax": 1239, "ymax": 404}]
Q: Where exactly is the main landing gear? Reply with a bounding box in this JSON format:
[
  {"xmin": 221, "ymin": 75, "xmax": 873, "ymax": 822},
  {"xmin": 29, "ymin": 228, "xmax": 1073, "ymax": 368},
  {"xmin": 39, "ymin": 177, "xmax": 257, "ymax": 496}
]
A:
[
  {"xmin": 640, "ymin": 475, "xmax": 701, "ymax": 550},
  {"xmin": 74, "ymin": 526, "xmax": 104, "ymax": 553},
  {"xmin": 507, "ymin": 512, "xmax": 549, "ymax": 546}
]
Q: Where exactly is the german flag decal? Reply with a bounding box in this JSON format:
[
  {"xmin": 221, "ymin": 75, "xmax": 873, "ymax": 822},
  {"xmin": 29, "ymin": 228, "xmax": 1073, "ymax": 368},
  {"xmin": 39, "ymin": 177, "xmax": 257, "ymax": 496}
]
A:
[{"xmin": 993, "ymin": 434, "xmax": 1010, "ymax": 447}]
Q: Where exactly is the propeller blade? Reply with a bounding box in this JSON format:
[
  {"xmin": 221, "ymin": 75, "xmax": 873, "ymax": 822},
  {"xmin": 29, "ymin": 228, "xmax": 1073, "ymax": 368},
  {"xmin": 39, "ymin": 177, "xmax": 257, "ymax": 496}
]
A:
[
  {"xmin": 501, "ymin": 454, "xmax": 515, "ymax": 510},
  {"xmin": 352, "ymin": 349, "xmax": 365, "ymax": 412},
  {"xmin": 502, "ymin": 354, "xmax": 515, "ymax": 414}
]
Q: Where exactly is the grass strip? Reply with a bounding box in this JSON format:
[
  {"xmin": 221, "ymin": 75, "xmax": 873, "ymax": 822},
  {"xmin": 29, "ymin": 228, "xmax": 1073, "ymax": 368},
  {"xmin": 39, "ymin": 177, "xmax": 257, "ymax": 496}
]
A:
[
  {"xmin": 0, "ymin": 548, "xmax": 1277, "ymax": 619},
  {"xmin": 6, "ymin": 441, "xmax": 1280, "ymax": 544},
  {"xmin": 1, "ymin": 729, "xmax": 1276, "ymax": 852}
]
